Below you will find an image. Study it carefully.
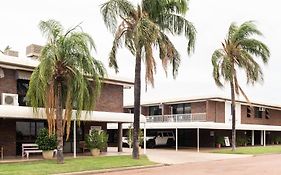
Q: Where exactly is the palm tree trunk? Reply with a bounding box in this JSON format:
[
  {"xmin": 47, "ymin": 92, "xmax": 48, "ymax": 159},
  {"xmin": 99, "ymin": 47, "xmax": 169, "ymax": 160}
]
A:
[
  {"xmin": 230, "ymin": 80, "xmax": 236, "ymax": 151},
  {"xmin": 56, "ymin": 81, "xmax": 64, "ymax": 163},
  {"xmin": 132, "ymin": 50, "xmax": 141, "ymax": 159}
]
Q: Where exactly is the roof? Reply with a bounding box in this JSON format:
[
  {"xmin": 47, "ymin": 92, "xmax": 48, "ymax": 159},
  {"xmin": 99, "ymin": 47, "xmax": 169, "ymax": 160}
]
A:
[
  {"xmin": 0, "ymin": 54, "xmax": 134, "ymax": 87},
  {"xmin": 124, "ymin": 95, "xmax": 281, "ymax": 110},
  {"xmin": 0, "ymin": 105, "xmax": 146, "ymax": 123}
]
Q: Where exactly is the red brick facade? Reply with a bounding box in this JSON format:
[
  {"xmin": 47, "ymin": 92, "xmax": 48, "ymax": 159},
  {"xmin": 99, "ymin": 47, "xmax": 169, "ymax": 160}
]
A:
[
  {"xmin": 0, "ymin": 68, "xmax": 127, "ymax": 156},
  {"xmin": 241, "ymin": 105, "xmax": 281, "ymax": 126},
  {"xmin": 0, "ymin": 69, "xmax": 17, "ymax": 95},
  {"xmin": 95, "ymin": 83, "xmax": 123, "ymax": 113},
  {"xmin": 206, "ymin": 101, "xmax": 225, "ymax": 123},
  {"xmin": 0, "ymin": 119, "xmax": 16, "ymax": 156}
]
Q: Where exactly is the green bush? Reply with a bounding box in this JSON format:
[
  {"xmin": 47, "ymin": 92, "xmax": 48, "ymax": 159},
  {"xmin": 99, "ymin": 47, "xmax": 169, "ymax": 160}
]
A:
[
  {"xmin": 215, "ymin": 136, "xmax": 225, "ymax": 145},
  {"xmin": 272, "ymin": 136, "xmax": 281, "ymax": 143},
  {"xmin": 237, "ymin": 135, "xmax": 249, "ymax": 146},
  {"xmin": 35, "ymin": 128, "xmax": 57, "ymax": 150},
  {"xmin": 85, "ymin": 130, "xmax": 108, "ymax": 150}
]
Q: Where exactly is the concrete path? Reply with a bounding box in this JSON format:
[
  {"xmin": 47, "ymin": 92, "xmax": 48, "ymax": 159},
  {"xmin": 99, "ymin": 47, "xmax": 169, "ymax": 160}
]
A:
[
  {"xmin": 106, "ymin": 147, "xmax": 251, "ymax": 165},
  {"xmin": 95, "ymin": 154, "xmax": 281, "ymax": 175},
  {"xmin": 145, "ymin": 149, "xmax": 251, "ymax": 164}
]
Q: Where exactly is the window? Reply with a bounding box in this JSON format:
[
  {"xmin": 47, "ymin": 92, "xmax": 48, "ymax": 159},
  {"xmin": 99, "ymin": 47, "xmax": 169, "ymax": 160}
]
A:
[
  {"xmin": 16, "ymin": 121, "xmax": 45, "ymax": 141},
  {"xmin": 17, "ymin": 80, "xmax": 29, "ymax": 106},
  {"xmin": 254, "ymin": 107, "xmax": 263, "ymax": 118},
  {"xmin": 149, "ymin": 106, "xmax": 162, "ymax": 116},
  {"xmin": 172, "ymin": 103, "xmax": 191, "ymax": 114}
]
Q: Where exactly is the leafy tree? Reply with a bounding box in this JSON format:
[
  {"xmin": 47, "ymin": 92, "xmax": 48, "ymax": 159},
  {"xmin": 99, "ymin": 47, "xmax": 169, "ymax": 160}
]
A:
[
  {"xmin": 27, "ymin": 20, "xmax": 106, "ymax": 163},
  {"xmin": 212, "ymin": 21, "xmax": 270, "ymax": 150},
  {"xmin": 101, "ymin": 0, "xmax": 196, "ymax": 158}
]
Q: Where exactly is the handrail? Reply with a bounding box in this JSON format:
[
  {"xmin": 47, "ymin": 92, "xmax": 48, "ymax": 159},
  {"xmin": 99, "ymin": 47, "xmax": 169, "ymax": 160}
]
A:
[{"xmin": 146, "ymin": 113, "xmax": 207, "ymax": 123}]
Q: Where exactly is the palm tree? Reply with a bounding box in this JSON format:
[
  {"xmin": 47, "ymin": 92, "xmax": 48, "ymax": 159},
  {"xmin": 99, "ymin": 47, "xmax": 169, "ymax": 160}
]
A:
[
  {"xmin": 27, "ymin": 20, "xmax": 106, "ymax": 163},
  {"xmin": 0, "ymin": 45, "xmax": 11, "ymax": 54},
  {"xmin": 101, "ymin": 0, "xmax": 196, "ymax": 159},
  {"xmin": 212, "ymin": 21, "xmax": 270, "ymax": 150}
]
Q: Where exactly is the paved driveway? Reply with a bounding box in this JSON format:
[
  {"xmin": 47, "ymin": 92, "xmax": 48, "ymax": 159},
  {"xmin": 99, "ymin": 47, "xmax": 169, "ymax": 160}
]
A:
[
  {"xmin": 145, "ymin": 149, "xmax": 250, "ymax": 164},
  {"xmin": 96, "ymin": 154, "xmax": 281, "ymax": 175}
]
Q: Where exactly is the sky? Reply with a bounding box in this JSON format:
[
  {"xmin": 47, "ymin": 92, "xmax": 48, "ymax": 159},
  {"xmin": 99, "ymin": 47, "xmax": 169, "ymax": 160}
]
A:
[{"xmin": 0, "ymin": 0, "xmax": 280, "ymax": 106}]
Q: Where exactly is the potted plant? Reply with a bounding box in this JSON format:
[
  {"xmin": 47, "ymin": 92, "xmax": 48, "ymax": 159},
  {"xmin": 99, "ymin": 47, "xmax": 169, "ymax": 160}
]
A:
[
  {"xmin": 272, "ymin": 136, "xmax": 281, "ymax": 144},
  {"xmin": 215, "ymin": 136, "xmax": 224, "ymax": 148},
  {"xmin": 36, "ymin": 128, "xmax": 57, "ymax": 159},
  {"xmin": 85, "ymin": 130, "xmax": 108, "ymax": 157}
]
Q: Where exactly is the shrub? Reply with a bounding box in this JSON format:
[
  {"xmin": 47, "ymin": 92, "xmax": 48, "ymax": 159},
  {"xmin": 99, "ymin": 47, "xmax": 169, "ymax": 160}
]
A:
[
  {"xmin": 36, "ymin": 128, "xmax": 57, "ymax": 151},
  {"xmin": 215, "ymin": 136, "xmax": 225, "ymax": 145},
  {"xmin": 85, "ymin": 130, "xmax": 108, "ymax": 150},
  {"xmin": 237, "ymin": 135, "xmax": 249, "ymax": 146}
]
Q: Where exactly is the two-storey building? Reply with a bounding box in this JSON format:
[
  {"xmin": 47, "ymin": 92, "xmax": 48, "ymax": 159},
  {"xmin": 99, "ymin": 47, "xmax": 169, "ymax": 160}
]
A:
[
  {"xmin": 0, "ymin": 44, "xmax": 145, "ymax": 157},
  {"xmin": 124, "ymin": 96, "xmax": 281, "ymax": 151}
]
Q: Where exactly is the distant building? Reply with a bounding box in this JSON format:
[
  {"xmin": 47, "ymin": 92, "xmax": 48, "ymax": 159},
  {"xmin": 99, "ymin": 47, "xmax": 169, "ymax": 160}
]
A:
[{"xmin": 123, "ymin": 96, "xmax": 281, "ymax": 150}]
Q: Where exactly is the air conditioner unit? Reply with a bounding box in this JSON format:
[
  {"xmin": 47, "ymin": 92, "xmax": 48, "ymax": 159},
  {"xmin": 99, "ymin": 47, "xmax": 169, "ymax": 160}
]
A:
[
  {"xmin": 259, "ymin": 107, "xmax": 265, "ymax": 111},
  {"xmin": 1, "ymin": 93, "xmax": 19, "ymax": 106}
]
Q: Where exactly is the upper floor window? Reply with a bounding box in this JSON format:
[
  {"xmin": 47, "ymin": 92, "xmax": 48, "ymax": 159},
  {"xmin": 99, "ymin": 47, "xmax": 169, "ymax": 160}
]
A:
[
  {"xmin": 149, "ymin": 106, "xmax": 162, "ymax": 116},
  {"xmin": 172, "ymin": 103, "xmax": 191, "ymax": 114},
  {"xmin": 17, "ymin": 79, "xmax": 29, "ymax": 106},
  {"xmin": 254, "ymin": 107, "xmax": 263, "ymax": 118}
]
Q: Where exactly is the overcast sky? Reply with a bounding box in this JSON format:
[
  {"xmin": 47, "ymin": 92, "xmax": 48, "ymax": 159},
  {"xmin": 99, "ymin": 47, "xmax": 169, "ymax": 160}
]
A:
[{"xmin": 0, "ymin": 0, "xmax": 280, "ymax": 106}]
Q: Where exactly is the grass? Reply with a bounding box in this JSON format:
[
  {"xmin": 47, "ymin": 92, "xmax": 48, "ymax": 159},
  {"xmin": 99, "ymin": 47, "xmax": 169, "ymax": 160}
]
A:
[
  {"xmin": 0, "ymin": 155, "xmax": 155, "ymax": 175},
  {"xmin": 212, "ymin": 145, "xmax": 281, "ymax": 155}
]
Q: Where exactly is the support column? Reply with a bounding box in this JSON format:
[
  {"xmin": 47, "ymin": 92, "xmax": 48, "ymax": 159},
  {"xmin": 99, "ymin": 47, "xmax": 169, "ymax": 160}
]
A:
[
  {"xmin": 261, "ymin": 130, "xmax": 264, "ymax": 145},
  {"xmin": 73, "ymin": 118, "xmax": 77, "ymax": 158},
  {"xmin": 144, "ymin": 123, "xmax": 146, "ymax": 154},
  {"xmin": 263, "ymin": 130, "xmax": 266, "ymax": 146},
  {"xmin": 176, "ymin": 128, "xmax": 178, "ymax": 151},
  {"xmin": 197, "ymin": 128, "xmax": 200, "ymax": 152},
  {"xmin": 118, "ymin": 123, "xmax": 123, "ymax": 152},
  {"xmin": 251, "ymin": 130, "xmax": 255, "ymax": 146}
]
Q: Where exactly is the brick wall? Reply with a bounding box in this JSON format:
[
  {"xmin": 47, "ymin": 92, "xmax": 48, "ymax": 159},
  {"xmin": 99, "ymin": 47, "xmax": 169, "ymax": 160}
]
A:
[
  {"xmin": 191, "ymin": 102, "xmax": 206, "ymax": 113},
  {"xmin": 0, "ymin": 119, "xmax": 16, "ymax": 156},
  {"xmin": 207, "ymin": 101, "xmax": 225, "ymax": 123},
  {"xmin": 0, "ymin": 69, "xmax": 17, "ymax": 99},
  {"xmin": 141, "ymin": 106, "xmax": 149, "ymax": 116},
  {"xmin": 241, "ymin": 105, "xmax": 281, "ymax": 126},
  {"xmin": 93, "ymin": 83, "xmax": 124, "ymax": 113}
]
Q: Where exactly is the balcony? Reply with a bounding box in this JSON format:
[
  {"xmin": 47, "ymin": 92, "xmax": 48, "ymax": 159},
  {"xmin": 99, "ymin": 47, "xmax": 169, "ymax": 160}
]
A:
[{"xmin": 146, "ymin": 113, "xmax": 207, "ymax": 123}]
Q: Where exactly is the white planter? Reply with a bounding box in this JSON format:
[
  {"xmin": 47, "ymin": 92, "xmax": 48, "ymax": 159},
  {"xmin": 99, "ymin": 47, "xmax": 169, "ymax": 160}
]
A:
[
  {"xmin": 42, "ymin": 150, "xmax": 54, "ymax": 159},
  {"xmin": 90, "ymin": 148, "xmax": 100, "ymax": 157}
]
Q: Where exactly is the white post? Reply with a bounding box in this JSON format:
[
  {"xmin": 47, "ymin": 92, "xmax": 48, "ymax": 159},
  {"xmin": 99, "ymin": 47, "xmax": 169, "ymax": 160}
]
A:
[
  {"xmin": 144, "ymin": 123, "xmax": 146, "ymax": 154},
  {"xmin": 176, "ymin": 128, "xmax": 178, "ymax": 151},
  {"xmin": 263, "ymin": 130, "xmax": 266, "ymax": 146},
  {"xmin": 73, "ymin": 118, "xmax": 77, "ymax": 158},
  {"xmin": 251, "ymin": 130, "xmax": 255, "ymax": 146},
  {"xmin": 197, "ymin": 128, "xmax": 200, "ymax": 152},
  {"xmin": 261, "ymin": 130, "xmax": 264, "ymax": 145}
]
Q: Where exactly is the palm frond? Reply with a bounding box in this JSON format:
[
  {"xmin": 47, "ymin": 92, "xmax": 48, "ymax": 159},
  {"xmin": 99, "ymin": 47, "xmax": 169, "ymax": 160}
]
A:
[{"xmin": 101, "ymin": 0, "xmax": 135, "ymax": 33}]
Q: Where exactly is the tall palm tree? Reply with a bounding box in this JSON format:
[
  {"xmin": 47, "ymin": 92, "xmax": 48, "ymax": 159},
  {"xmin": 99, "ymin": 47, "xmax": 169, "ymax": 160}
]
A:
[
  {"xmin": 101, "ymin": 0, "xmax": 196, "ymax": 159},
  {"xmin": 212, "ymin": 21, "xmax": 270, "ymax": 150},
  {"xmin": 27, "ymin": 20, "xmax": 106, "ymax": 163}
]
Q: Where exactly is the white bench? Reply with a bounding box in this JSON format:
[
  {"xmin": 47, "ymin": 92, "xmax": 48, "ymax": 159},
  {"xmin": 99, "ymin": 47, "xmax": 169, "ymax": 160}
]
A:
[{"xmin": 22, "ymin": 143, "xmax": 42, "ymax": 159}]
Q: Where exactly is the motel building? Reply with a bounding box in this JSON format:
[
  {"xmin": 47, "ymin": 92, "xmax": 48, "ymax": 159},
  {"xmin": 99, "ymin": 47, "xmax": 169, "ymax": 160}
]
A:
[
  {"xmin": 122, "ymin": 96, "xmax": 281, "ymax": 151},
  {"xmin": 0, "ymin": 45, "xmax": 146, "ymax": 158}
]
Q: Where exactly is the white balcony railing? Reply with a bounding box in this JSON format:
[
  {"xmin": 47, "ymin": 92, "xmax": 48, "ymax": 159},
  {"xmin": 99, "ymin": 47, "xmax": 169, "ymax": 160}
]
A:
[{"xmin": 146, "ymin": 113, "xmax": 207, "ymax": 123}]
